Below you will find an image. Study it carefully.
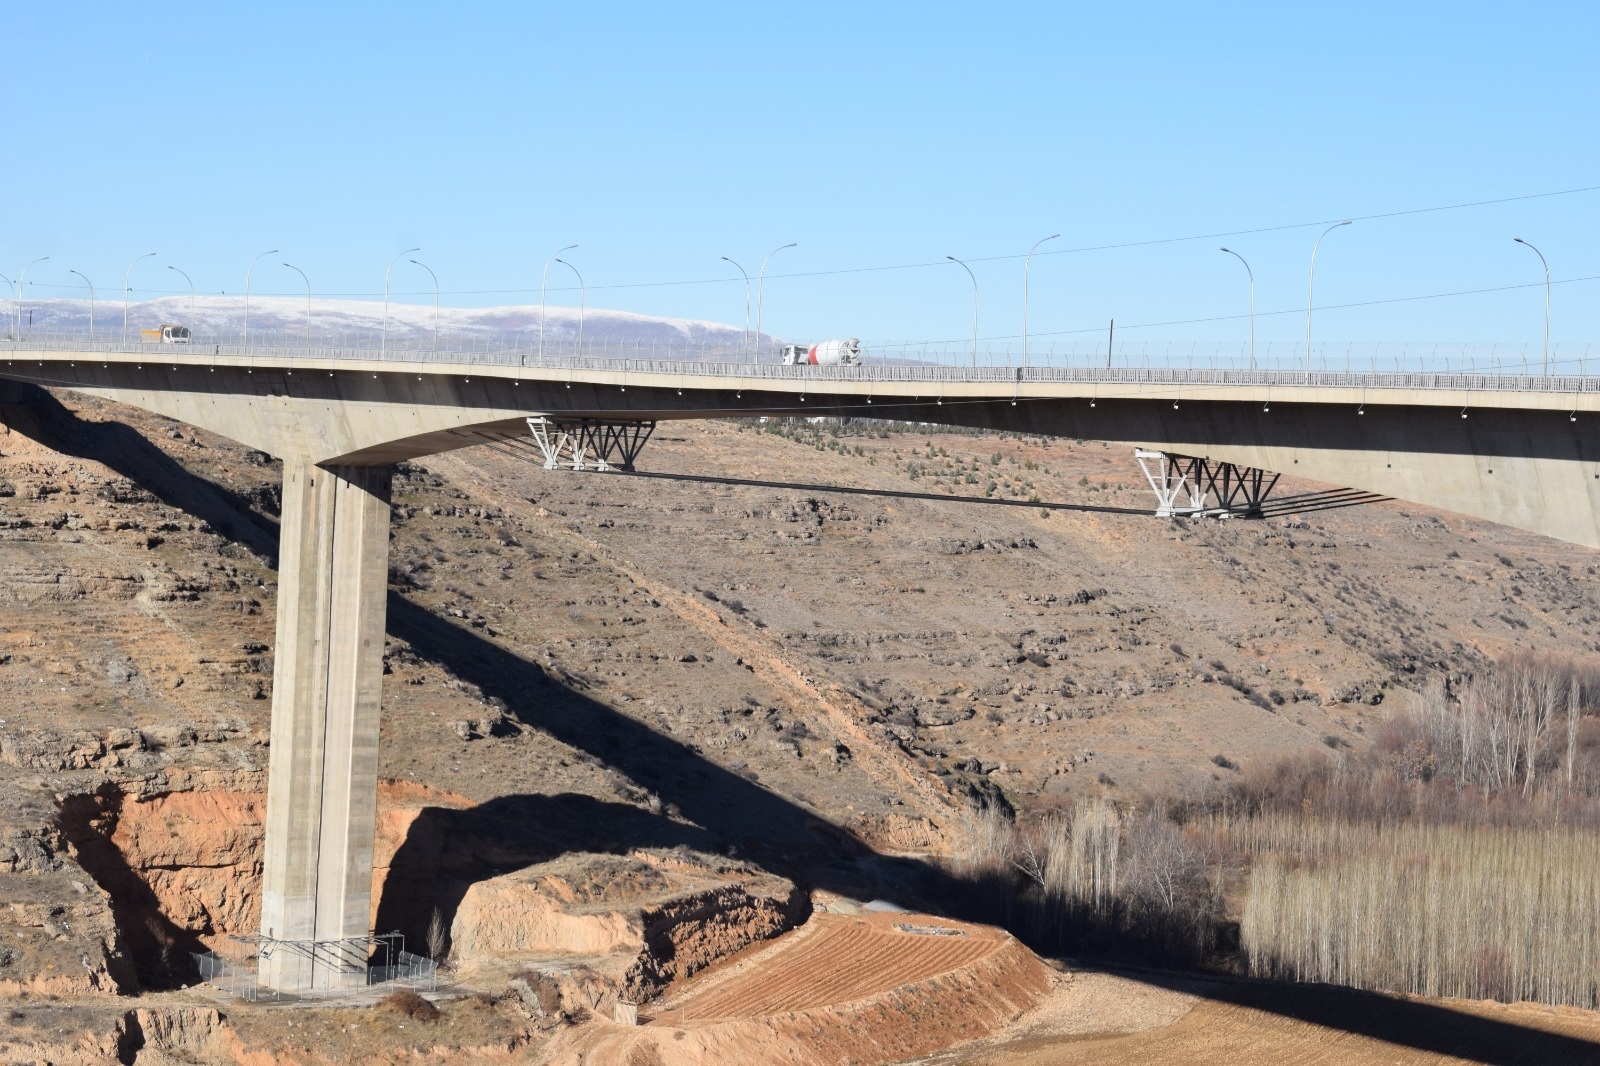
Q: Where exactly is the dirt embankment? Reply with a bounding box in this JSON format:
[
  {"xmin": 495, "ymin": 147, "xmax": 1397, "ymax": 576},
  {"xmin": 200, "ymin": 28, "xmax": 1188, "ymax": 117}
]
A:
[
  {"xmin": 925, "ymin": 978, "xmax": 1600, "ymax": 1066},
  {"xmin": 550, "ymin": 912, "xmax": 1058, "ymax": 1066}
]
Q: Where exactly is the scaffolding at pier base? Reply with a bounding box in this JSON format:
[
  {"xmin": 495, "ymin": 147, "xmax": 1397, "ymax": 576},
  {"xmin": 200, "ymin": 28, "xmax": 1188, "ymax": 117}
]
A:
[{"xmin": 191, "ymin": 930, "xmax": 436, "ymax": 1002}]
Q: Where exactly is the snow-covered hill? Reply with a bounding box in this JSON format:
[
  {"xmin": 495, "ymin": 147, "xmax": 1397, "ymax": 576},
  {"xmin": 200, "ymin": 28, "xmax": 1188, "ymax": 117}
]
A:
[{"xmin": 4, "ymin": 296, "xmax": 778, "ymax": 358}]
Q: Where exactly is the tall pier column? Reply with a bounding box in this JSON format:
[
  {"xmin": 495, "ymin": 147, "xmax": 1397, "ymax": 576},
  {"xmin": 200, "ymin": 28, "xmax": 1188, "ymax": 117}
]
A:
[{"xmin": 259, "ymin": 462, "xmax": 393, "ymax": 992}]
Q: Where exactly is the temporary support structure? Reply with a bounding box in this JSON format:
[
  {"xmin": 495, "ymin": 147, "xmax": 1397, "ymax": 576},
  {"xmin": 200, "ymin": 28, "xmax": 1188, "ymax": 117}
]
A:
[
  {"xmin": 1135, "ymin": 449, "xmax": 1281, "ymax": 518},
  {"xmin": 525, "ymin": 416, "xmax": 656, "ymax": 471}
]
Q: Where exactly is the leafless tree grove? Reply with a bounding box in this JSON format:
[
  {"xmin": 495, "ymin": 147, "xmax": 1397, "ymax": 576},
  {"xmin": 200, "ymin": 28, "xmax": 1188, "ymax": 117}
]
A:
[{"xmin": 946, "ymin": 653, "xmax": 1600, "ymax": 1006}]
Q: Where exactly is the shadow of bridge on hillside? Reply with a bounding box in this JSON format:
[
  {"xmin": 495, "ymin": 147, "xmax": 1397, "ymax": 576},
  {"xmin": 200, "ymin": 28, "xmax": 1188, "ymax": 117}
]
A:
[{"xmin": 12, "ymin": 383, "xmax": 1594, "ymax": 1063}]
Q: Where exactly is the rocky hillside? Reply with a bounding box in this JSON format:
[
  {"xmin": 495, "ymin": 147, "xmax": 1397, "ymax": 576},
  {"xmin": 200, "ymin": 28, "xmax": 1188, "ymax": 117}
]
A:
[{"xmin": 1, "ymin": 381, "xmax": 1596, "ymax": 1060}]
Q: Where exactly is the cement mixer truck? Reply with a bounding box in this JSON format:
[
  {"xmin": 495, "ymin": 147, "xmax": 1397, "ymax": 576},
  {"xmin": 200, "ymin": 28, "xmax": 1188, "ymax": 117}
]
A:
[
  {"xmin": 779, "ymin": 338, "xmax": 861, "ymax": 366},
  {"xmin": 138, "ymin": 324, "xmax": 191, "ymax": 344}
]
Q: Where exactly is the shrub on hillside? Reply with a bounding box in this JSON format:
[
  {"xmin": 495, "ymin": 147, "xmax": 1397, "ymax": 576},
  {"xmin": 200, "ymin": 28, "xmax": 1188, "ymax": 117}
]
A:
[{"xmin": 382, "ymin": 989, "xmax": 439, "ymax": 1023}]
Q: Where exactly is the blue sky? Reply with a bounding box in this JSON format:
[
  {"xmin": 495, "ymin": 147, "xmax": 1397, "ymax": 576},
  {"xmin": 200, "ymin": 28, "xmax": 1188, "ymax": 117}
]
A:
[{"xmin": 6, "ymin": 1, "xmax": 1597, "ymax": 351}]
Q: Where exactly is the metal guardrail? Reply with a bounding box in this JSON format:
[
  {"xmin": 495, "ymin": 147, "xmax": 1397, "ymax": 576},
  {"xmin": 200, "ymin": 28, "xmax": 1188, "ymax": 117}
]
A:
[{"xmin": 2, "ymin": 336, "xmax": 1597, "ymax": 395}]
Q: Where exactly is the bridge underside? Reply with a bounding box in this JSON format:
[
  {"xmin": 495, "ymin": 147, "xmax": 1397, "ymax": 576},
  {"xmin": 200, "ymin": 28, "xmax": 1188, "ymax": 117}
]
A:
[
  {"xmin": 5, "ymin": 352, "xmax": 1598, "ymax": 991},
  {"xmin": 446, "ymin": 395, "xmax": 1599, "ymax": 551},
  {"xmin": 9, "ymin": 358, "xmax": 1593, "ymax": 547}
]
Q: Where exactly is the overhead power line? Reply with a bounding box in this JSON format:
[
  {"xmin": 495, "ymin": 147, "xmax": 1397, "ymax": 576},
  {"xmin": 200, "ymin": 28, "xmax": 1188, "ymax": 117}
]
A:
[
  {"xmin": 17, "ymin": 182, "xmax": 1600, "ymax": 301},
  {"xmin": 977, "ymin": 274, "xmax": 1600, "ymax": 344}
]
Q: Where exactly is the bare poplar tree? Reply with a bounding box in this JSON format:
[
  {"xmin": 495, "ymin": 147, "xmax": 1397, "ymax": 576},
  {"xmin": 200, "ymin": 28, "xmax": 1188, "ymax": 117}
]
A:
[
  {"xmin": 426, "ymin": 907, "xmax": 448, "ymax": 964},
  {"xmin": 1567, "ymin": 674, "xmax": 1581, "ymax": 794}
]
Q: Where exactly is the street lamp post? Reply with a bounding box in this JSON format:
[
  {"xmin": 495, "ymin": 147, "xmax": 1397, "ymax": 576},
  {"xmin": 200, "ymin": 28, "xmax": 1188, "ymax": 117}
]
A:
[
  {"xmin": 1305, "ymin": 221, "xmax": 1351, "ymax": 375},
  {"xmin": 1513, "ymin": 238, "xmax": 1551, "ymax": 375},
  {"xmin": 167, "ymin": 265, "xmax": 196, "ymax": 325},
  {"xmin": 1023, "ymin": 233, "xmax": 1059, "ymax": 367},
  {"xmin": 282, "ymin": 263, "xmax": 312, "ymax": 346},
  {"xmin": 1220, "ymin": 247, "xmax": 1255, "ymax": 369},
  {"xmin": 0, "ymin": 274, "xmax": 13, "ymax": 341},
  {"xmin": 382, "ymin": 247, "xmax": 422, "ymax": 355},
  {"xmin": 68, "ymin": 269, "xmax": 96, "ymax": 341},
  {"xmin": 540, "ymin": 244, "xmax": 578, "ymax": 362},
  {"xmin": 410, "ymin": 259, "xmax": 439, "ymax": 352},
  {"xmin": 754, "ymin": 242, "xmax": 797, "ymax": 362},
  {"xmin": 556, "ymin": 258, "xmax": 585, "ymax": 357},
  {"xmin": 947, "ymin": 255, "xmax": 979, "ymax": 366},
  {"xmin": 123, "ymin": 252, "xmax": 156, "ymax": 347},
  {"xmin": 720, "ymin": 256, "xmax": 751, "ymax": 360},
  {"xmin": 18, "ymin": 257, "xmax": 47, "ymax": 341},
  {"xmin": 243, "ymin": 249, "xmax": 279, "ymax": 347}
]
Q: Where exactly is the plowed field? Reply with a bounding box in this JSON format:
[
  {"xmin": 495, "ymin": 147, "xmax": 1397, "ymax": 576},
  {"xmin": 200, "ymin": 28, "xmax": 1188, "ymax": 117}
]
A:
[
  {"xmin": 659, "ymin": 912, "xmax": 1007, "ymax": 1019},
  {"xmin": 548, "ymin": 913, "xmax": 1056, "ymax": 1065}
]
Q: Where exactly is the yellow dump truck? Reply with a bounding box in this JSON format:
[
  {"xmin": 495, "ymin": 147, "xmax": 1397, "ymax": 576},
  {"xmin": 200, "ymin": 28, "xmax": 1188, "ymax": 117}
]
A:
[{"xmin": 138, "ymin": 324, "xmax": 191, "ymax": 344}]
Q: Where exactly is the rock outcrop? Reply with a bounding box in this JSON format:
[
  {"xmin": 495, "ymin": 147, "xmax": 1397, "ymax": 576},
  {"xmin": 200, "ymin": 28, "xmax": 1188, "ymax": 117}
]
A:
[{"xmin": 449, "ymin": 851, "xmax": 807, "ymax": 1004}]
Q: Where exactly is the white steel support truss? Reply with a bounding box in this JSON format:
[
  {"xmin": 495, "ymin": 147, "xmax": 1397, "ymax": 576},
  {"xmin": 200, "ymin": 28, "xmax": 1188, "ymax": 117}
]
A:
[
  {"xmin": 525, "ymin": 416, "xmax": 656, "ymax": 472},
  {"xmin": 1136, "ymin": 449, "xmax": 1205, "ymax": 517},
  {"xmin": 1135, "ymin": 449, "xmax": 1282, "ymax": 519}
]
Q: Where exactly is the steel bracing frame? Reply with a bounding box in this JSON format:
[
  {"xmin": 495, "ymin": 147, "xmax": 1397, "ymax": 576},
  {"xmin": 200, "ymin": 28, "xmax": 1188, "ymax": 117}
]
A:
[
  {"xmin": 1135, "ymin": 449, "xmax": 1202, "ymax": 516},
  {"xmin": 1135, "ymin": 449, "xmax": 1391, "ymax": 519},
  {"xmin": 1185, "ymin": 456, "xmax": 1280, "ymax": 518},
  {"xmin": 524, "ymin": 416, "xmax": 656, "ymax": 472},
  {"xmin": 1136, "ymin": 449, "xmax": 1280, "ymax": 518}
]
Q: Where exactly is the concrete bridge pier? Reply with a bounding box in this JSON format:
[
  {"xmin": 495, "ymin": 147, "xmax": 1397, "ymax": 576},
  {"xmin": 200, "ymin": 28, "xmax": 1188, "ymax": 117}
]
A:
[{"xmin": 258, "ymin": 462, "xmax": 394, "ymax": 992}]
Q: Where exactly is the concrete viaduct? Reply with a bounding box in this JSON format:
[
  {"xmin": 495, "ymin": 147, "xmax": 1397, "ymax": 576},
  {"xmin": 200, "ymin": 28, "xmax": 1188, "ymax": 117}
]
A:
[{"xmin": 3, "ymin": 340, "xmax": 1598, "ymax": 992}]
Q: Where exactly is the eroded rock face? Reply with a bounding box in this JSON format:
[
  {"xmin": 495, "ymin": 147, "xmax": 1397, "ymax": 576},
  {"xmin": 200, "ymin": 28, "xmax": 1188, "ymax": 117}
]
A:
[
  {"xmin": 38, "ymin": 772, "xmax": 818, "ymax": 1013},
  {"xmin": 0, "ymin": 721, "xmax": 250, "ymax": 774},
  {"xmin": 624, "ymin": 881, "xmax": 808, "ymax": 1001},
  {"xmin": 43, "ymin": 777, "xmax": 467, "ymax": 991},
  {"xmin": 448, "ymin": 851, "xmax": 808, "ymax": 1003},
  {"xmin": 54, "ymin": 783, "xmax": 262, "ymax": 988},
  {"xmin": 107, "ymin": 788, "xmax": 266, "ymax": 947},
  {"xmin": 0, "ymin": 824, "xmax": 60, "ymax": 874},
  {"xmin": 451, "ymin": 869, "xmax": 649, "ymax": 960},
  {"xmin": 126, "ymin": 1005, "xmax": 230, "ymax": 1062}
]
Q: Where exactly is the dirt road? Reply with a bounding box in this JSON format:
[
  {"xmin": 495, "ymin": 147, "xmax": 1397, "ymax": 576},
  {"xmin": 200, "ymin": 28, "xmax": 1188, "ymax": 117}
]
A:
[{"xmin": 918, "ymin": 974, "xmax": 1600, "ymax": 1066}]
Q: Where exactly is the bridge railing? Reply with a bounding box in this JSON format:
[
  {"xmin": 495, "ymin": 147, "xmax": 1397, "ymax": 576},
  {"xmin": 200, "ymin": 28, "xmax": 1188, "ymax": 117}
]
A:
[
  {"xmin": 6, "ymin": 330, "xmax": 1591, "ymax": 375},
  {"xmin": 4, "ymin": 327, "xmax": 1591, "ymax": 372},
  {"xmin": 2, "ymin": 336, "xmax": 1597, "ymax": 395}
]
